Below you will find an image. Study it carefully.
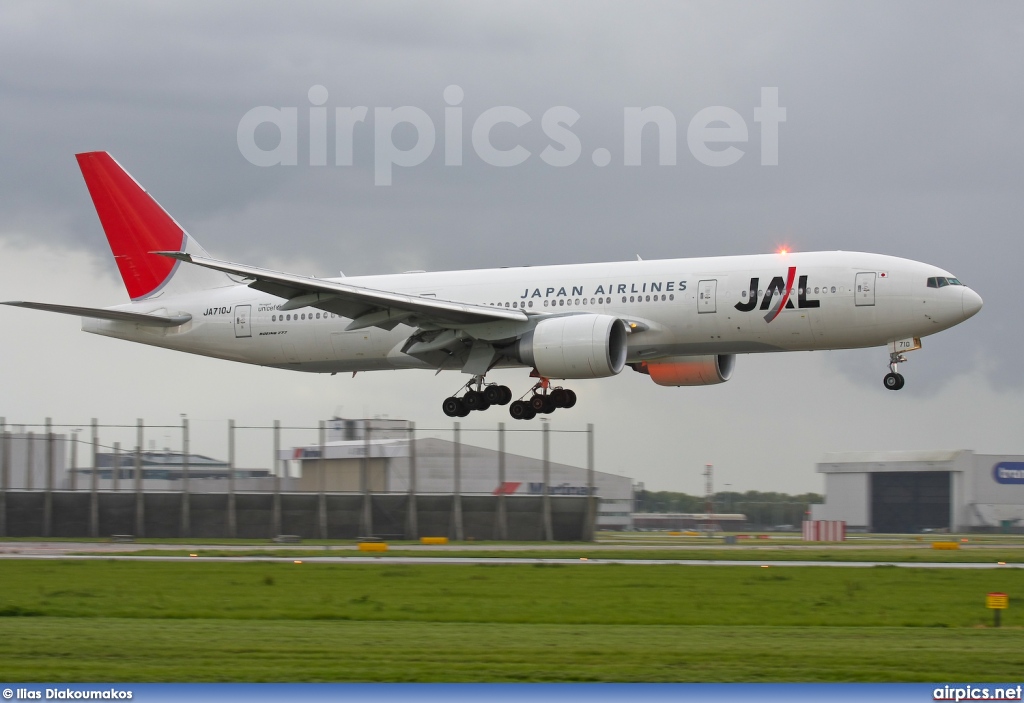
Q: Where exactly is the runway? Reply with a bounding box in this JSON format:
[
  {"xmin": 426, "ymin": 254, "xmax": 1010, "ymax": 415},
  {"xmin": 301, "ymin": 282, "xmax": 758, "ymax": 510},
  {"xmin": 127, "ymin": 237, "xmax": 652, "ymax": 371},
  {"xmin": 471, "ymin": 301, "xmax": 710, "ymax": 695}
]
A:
[{"xmin": 0, "ymin": 552, "xmax": 1019, "ymax": 568}]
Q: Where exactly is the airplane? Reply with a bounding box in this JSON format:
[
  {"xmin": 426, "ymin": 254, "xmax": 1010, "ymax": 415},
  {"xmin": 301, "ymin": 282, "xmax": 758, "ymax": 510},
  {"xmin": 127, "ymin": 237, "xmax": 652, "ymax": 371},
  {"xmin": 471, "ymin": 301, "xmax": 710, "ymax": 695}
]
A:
[{"xmin": 3, "ymin": 152, "xmax": 983, "ymax": 420}]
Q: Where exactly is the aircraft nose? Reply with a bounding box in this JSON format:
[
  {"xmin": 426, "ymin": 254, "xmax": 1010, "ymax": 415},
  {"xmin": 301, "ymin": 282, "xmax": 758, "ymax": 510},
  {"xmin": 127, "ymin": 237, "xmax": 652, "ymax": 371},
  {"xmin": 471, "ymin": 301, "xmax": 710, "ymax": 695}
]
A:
[{"xmin": 962, "ymin": 288, "xmax": 983, "ymax": 319}]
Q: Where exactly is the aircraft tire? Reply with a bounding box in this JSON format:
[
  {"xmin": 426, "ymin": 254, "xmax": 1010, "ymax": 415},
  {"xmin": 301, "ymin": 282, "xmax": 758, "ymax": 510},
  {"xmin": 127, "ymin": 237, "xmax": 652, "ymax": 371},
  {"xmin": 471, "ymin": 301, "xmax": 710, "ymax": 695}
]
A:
[
  {"xmin": 883, "ymin": 372, "xmax": 903, "ymax": 391},
  {"xmin": 464, "ymin": 390, "xmax": 487, "ymax": 411},
  {"xmin": 563, "ymin": 389, "xmax": 577, "ymax": 408},
  {"xmin": 484, "ymin": 385, "xmax": 507, "ymax": 406},
  {"xmin": 509, "ymin": 400, "xmax": 531, "ymax": 420},
  {"xmin": 442, "ymin": 396, "xmax": 466, "ymax": 416}
]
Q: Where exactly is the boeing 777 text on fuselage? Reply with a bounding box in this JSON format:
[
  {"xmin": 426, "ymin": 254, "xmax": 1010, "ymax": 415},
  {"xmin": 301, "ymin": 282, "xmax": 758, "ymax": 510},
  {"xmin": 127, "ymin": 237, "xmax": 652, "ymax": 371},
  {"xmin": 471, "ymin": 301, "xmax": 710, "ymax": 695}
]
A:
[{"xmin": 3, "ymin": 152, "xmax": 983, "ymax": 419}]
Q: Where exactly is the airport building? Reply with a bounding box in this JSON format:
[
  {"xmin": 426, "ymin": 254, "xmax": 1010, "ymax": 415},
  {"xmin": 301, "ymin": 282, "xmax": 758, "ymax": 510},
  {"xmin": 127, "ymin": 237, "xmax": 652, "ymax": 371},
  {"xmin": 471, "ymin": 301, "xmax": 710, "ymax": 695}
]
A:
[
  {"xmin": 285, "ymin": 418, "xmax": 636, "ymax": 530},
  {"xmin": 810, "ymin": 450, "xmax": 1024, "ymax": 533}
]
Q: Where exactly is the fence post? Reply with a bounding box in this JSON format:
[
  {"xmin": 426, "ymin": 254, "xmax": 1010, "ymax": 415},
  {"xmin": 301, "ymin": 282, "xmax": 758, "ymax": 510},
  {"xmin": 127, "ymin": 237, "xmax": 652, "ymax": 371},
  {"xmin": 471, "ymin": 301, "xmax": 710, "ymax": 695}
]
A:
[
  {"xmin": 26, "ymin": 430, "xmax": 34, "ymax": 491},
  {"xmin": 228, "ymin": 419, "xmax": 237, "ymax": 539},
  {"xmin": 542, "ymin": 421, "xmax": 553, "ymax": 541},
  {"xmin": 70, "ymin": 429, "xmax": 78, "ymax": 491},
  {"xmin": 360, "ymin": 425, "xmax": 373, "ymax": 537},
  {"xmin": 406, "ymin": 422, "xmax": 418, "ymax": 540},
  {"xmin": 44, "ymin": 418, "xmax": 53, "ymax": 537},
  {"xmin": 112, "ymin": 442, "xmax": 121, "ymax": 493},
  {"xmin": 272, "ymin": 420, "xmax": 281, "ymax": 537},
  {"xmin": 180, "ymin": 417, "xmax": 190, "ymax": 538},
  {"xmin": 135, "ymin": 419, "xmax": 144, "ymax": 538},
  {"xmin": 585, "ymin": 423, "xmax": 596, "ymax": 542},
  {"xmin": 497, "ymin": 422, "xmax": 508, "ymax": 541},
  {"xmin": 318, "ymin": 420, "xmax": 327, "ymax": 540},
  {"xmin": 89, "ymin": 419, "xmax": 98, "ymax": 538},
  {"xmin": 452, "ymin": 421, "xmax": 464, "ymax": 541},
  {"xmin": 0, "ymin": 418, "xmax": 7, "ymax": 538}
]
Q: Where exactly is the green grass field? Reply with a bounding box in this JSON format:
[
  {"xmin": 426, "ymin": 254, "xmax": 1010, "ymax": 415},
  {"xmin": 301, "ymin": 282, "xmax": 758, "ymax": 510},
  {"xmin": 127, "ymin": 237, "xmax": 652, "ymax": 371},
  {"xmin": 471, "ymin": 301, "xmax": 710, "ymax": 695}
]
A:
[{"xmin": 1, "ymin": 559, "xmax": 1023, "ymax": 682}]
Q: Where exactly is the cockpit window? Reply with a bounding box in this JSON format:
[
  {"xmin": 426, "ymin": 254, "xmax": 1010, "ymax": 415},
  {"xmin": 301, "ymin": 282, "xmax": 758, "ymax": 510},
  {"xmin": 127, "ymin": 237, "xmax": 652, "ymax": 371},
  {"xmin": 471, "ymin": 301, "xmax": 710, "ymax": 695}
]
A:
[{"xmin": 927, "ymin": 276, "xmax": 964, "ymax": 288}]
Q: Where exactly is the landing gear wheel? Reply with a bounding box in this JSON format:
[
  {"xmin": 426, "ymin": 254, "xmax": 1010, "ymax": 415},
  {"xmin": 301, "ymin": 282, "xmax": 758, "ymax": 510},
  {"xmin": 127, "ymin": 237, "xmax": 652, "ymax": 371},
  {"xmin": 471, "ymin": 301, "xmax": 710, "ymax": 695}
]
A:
[
  {"xmin": 484, "ymin": 385, "xmax": 510, "ymax": 406},
  {"xmin": 563, "ymin": 389, "xmax": 577, "ymax": 408},
  {"xmin": 442, "ymin": 396, "xmax": 466, "ymax": 417},
  {"xmin": 530, "ymin": 394, "xmax": 548, "ymax": 412},
  {"xmin": 499, "ymin": 385, "xmax": 513, "ymax": 405},
  {"xmin": 510, "ymin": 400, "xmax": 535, "ymax": 420},
  {"xmin": 464, "ymin": 390, "xmax": 489, "ymax": 411},
  {"xmin": 550, "ymin": 389, "xmax": 568, "ymax": 408},
  {"xmin": 883, "ymin": 372, "xmax": 905, "ymax": 391}
]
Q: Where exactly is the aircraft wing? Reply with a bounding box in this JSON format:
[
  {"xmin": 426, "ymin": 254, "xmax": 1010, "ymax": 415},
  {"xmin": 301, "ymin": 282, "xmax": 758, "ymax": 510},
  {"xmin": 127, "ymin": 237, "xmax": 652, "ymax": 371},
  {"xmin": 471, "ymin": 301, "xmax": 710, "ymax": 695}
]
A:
[
  {"xmin": 2, "ymin": 301, "xmax": 192, "ymax": 327},
  {"xmin": 160, "ymin": 252, "xmax": 529, "ymax": 330}
]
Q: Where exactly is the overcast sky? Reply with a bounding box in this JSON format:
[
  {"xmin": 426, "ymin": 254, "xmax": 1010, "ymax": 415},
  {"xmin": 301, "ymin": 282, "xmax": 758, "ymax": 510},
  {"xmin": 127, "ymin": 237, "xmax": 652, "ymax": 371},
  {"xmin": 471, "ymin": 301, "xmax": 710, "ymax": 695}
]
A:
[{"xmin": 1, "ymin": 1, "xmax": 1021, "ymax": 494}]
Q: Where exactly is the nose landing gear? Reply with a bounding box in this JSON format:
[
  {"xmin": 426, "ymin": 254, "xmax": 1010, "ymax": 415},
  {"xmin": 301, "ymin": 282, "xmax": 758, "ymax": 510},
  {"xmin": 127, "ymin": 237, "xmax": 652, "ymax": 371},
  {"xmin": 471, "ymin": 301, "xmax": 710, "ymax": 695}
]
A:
[{"xmin": 883, "ymin": 351, "xmax": 907, "ymax": 391}]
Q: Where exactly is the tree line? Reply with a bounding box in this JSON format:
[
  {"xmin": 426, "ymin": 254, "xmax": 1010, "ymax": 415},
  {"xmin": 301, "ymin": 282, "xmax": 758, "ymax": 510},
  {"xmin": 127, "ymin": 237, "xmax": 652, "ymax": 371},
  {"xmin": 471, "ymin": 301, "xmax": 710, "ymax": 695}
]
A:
[{"xmin": 634, "ymin": 489, "xmax": 824, "ymax": 527}]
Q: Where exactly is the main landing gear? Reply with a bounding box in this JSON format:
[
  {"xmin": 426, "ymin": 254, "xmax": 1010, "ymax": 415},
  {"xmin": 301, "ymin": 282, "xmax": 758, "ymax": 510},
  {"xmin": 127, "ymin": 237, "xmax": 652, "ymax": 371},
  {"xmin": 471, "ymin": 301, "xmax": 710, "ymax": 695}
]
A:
[
  {"xmin": 883, "ymin": 351, "xmax": 907, "ymax": 391},
  {"xmin": 442, "ymin": 376, "xmax": 513, "ymax": 417},
  {"xmin": 440, "ymin": 376, "xmax": 577, "ymax": 420},
  {"xmin": 508, "ymin": 378, "xmax": 577, "ymax": 421}
]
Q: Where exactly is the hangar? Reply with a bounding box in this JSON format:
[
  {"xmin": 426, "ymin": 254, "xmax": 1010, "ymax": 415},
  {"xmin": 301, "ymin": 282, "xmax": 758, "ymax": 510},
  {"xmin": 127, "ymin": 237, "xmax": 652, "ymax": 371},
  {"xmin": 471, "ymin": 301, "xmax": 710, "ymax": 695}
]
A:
[{"xmin": 810, "ymin": 450, "xmax": 1024, "ymax": 533}]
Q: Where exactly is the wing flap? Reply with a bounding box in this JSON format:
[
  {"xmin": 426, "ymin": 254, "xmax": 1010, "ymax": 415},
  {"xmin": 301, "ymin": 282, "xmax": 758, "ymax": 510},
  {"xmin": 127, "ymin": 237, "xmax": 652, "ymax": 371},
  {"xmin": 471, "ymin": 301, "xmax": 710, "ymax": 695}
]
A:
[{"xmin": 2, "ymin": 301, "xmax": 191, "ymax": 327}]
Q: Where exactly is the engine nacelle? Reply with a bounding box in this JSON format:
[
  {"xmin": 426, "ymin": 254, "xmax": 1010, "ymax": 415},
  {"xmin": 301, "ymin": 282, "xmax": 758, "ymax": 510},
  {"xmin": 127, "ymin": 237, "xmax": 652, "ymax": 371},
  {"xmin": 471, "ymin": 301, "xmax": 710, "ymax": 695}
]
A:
[
  {"xmin": 517, "ymin": 314, "xmax": 628, "ymax": 379},
  {"xmin": 632, "ymin": 354, "xmax": 735, "ymax": 386}
]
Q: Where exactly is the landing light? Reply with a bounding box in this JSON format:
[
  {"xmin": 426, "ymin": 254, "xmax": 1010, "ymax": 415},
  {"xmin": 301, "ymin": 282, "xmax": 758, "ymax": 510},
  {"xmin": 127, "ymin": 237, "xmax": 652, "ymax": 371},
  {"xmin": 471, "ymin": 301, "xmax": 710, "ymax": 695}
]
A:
[{"xmin": 777, "ymin": 247, "xmax": 789, "ymax": 256}]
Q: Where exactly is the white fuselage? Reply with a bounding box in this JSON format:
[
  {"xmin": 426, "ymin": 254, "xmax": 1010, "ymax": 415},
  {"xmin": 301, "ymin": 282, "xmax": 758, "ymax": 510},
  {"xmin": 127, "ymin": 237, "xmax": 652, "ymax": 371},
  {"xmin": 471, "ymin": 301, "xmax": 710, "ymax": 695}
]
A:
[{"xmin": 83, "ymin": 251, "xmax": 981, "ymax": 374}]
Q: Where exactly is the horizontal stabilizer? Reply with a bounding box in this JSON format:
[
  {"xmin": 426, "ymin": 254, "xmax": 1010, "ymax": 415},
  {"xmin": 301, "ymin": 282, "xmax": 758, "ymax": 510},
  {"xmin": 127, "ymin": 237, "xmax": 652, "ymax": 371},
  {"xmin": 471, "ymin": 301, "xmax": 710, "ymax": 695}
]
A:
[{"xmin": 2, "ymin": 301, "xmax": 192, "ymax": 327}]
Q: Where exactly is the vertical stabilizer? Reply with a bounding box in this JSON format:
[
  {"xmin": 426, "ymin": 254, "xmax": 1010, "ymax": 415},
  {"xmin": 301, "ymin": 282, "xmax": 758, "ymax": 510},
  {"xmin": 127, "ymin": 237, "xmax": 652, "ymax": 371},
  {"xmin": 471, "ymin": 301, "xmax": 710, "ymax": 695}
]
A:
[{"xmin": 76, "ymin": 152, "xmax": 231, "ymax": 300}]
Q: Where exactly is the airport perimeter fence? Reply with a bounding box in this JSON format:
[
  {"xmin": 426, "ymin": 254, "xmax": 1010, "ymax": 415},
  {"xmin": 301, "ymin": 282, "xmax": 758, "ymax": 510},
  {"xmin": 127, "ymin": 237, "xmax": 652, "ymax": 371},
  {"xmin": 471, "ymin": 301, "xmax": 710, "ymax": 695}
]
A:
[{"xmin": 0, "ymin": 417, "xmax": 598, "ymax": 542}]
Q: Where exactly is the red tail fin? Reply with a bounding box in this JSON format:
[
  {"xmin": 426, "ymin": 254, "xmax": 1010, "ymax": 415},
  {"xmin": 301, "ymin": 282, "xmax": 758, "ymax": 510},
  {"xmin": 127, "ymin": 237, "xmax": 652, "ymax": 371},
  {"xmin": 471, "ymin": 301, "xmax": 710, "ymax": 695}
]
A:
[{"xmin": 76, "ymin": 152, "xmax": 185, "ymax": 300}]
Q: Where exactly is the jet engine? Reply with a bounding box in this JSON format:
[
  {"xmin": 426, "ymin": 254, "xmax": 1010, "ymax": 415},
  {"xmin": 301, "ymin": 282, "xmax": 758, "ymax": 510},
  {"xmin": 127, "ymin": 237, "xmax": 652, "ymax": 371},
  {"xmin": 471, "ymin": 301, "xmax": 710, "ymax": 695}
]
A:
[
  {"xmin": 631, "ymin": 354, "xmax": 735, "ymax": 386},
  {"xmin": 516, "ymin": 314, "xmax": 628, "ymax": 379}
]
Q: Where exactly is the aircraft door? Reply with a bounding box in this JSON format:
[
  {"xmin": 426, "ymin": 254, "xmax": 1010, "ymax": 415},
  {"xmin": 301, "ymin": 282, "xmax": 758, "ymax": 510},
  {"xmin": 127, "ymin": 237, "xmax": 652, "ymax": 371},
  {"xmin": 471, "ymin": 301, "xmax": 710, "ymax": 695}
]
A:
[
  {"xmin": 234, "ymin": 304, "xmax": 252, "ymax": 338},
  {"xmin": 855, "ymin": 273, "xmax": 876, "ymax": 307},
  {"xmin": 698, "ymin": 280, "xmax": 717, "ymax": 313}
]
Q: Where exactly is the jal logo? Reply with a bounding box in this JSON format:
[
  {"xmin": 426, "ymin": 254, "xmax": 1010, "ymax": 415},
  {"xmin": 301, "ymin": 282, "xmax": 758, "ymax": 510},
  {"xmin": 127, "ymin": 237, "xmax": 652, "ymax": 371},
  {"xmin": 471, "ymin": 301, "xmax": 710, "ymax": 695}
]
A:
[
  {"xmin": 993, "ymin": 462, "xmax": 1024, "ymax": 484},
  {"xmin": 734, "ymin": 266, "xmax": 820, "ymax": 322}
]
